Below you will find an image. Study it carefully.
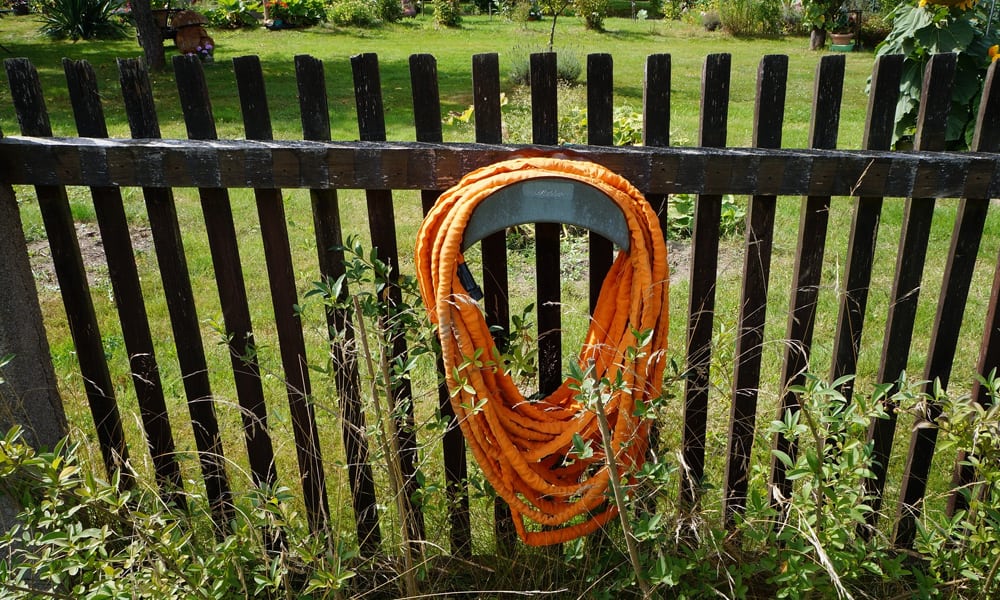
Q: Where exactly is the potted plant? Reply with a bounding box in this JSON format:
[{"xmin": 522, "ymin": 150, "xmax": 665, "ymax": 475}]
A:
[{"xmin": 802, "ymin": 0, "xmax": 845, "ymax": 50}]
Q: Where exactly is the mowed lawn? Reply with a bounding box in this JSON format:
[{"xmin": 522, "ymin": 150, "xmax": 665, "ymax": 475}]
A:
[{"xmin": 3, "ymin": 10, "xmax": 997, "ymax": 547}]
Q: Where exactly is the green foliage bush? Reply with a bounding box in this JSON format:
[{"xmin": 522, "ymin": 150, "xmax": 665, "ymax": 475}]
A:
[
  {"xmin": 204, "ymin": 0, "xmax": 262, "ymax": 28},
  {"xmin": 575, "ymin": 0, "xmax": 608, "ymax": 30},
  {"xmin": 329, "ymin": 0, "xmax": 380, "ymax": 27},
  {"xmin": 434, "ymin": 0, "xmax": 462, "ymax": 26},
  {"xmin": 36, "ymin": 0, "xmax": 128, "ymax": 40},
  {"xmin": 267, "ymin": 0, "xmax": 326, "ymax": 27},
  {"xmin": 874, "ymin": 0, "xmax": 998, "ymax": 148},
  {"xmin": 376, "ymin": 0, "xmax": 403, "ymax": 23},
  {"xmin": 507, "ymin": 47, "xmax": 582, "ymax": 85},
  {"xmin": 718, "ymin": 0, "xmax": 783, "ymax": 36}
]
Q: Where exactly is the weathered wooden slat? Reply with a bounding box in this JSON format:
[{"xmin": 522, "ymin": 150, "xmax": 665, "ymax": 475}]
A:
[
  {"xmin": 2, "ymin": 137, "xmax": 997, "ymax": 200},
  {"xmin": 859, "ymin": 54, "xmax": 956, "ymax": 545},
  {"xmin": 830, "ymin": 54, "xmax": 903, "ymax": 406},
  {"xmin": 587, "ymin": 53, "xmax": 614, "ymax": 314},
  {"xmin": 950, "ymin": 61, "xmax": 1000, "ymax": 517},
  {"xmin": 234, "ymin": 56, "xmax": 333, "ymax": 534},
  {"xmin": 471, "ymin": 51, "xmax": 516, "ymax": 553},
  {"xmin": 723, "ymin": 54, "xmax": 786, "ymax": 524},
  {"xmin": 410, "ymin": 52, "xmax": 472, "ymax": 558},
  {"xmin": 63, "ymin": 57, "xmax": 184, "ymax": 505},
  {"xmin": 530, "ymin": 52, "xmax": 563, "ymax": 397},
  {"xmin": 895, "ymin": 53, "xmax": 992, "ymax": 545},
  {"xmin": 768, "ymin": 53, "xmax": 845, "ymax": 510},
  {"xmin": 642, "ymin": 53, "xmax": 671, "ymax": 239},
  {"xmin": 351, "ymin": 52, "xmax": 426, "ymax": 544},
  {"xmin": 681, "ymin": 53, "xmax": 730, "ymax": 506},
  {"xmin": 4, "ymin": 57, "xmax": 133, "ymax": 488},
  {"xmin": 294, "ymin": 54, "xmax": 381, "ymax": 551}
]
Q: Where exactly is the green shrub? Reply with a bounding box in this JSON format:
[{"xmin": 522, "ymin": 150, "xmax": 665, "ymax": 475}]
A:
[
  {"xmin": 377, "ymin": 0, "xmax": 403, "ymax": 23},
  {"xmin": 719, "ymin": 0, "xmax": 782, "ymax": 36},
  {"xmin": 36, "ymin": 0, "xmax": 128, "ymax": 40},
  {"xmin": 507, "ymin": 47, "xmax": 582, "ymax": 85},
  {"xmin": 329, "ymin": 0, "xmax": 379, "ymax": 26},
  {"xmin": 266, "ymin": 0, "xmax": 326, "ymax": 26},
  {"xmin": 575, "ymin": 0, "xmax": 608, "ymax": 30},
  {"xmin": 434, "ymin": 0, "xmax": 462, "ymax": 26},
  {"xmin": 204, "ymin": 0, "xmax": 262, "ymax": 28}
]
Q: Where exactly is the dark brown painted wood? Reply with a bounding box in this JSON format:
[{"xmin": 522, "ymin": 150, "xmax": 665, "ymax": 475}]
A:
[
  {"xmin": 3, "ymin": 138, "xmax": 998, "ymax": 200},
  {"xmin": 830, "ymin": 54, "xmax": 903, "ymax": 404},
  {"xmin": 232, "ymin": 55, "xmax": 331, "ymax": 533},
  {"xmin": 117, "ymin": 57, "xmax": 231, "ymax": 525},
  {"xmin": 472, "ymin": 52, "xmax": 516, "ymax": 553},
  {"xmin": 769, "ymin": 54, "xmax": 845, "ymax": 509},
  {"xmin": 950, "ymin": 61, "xmax": 1000, "ymax": 517},
  {"xmin": 351, "ymin": 52, "xmax": 426, "ymax": 544},
  {"xmin": 530, "ymin": 52, "xmax": 562, "ymax": 397},
  {"xmin": 63, "ymin": 57, "xmax": 184, "ymax": 506},
  {"xmin": 896, "ymin": 53, "xmax": 988, "ymax": 547},
  {"xmin": 587, "ymin": 53, "xmax": 614, "ymax": 315},
  {"xmin": 857, "ymin": 54, "xmax": 955, "ymax": 545},
  {"xmin": 294, "ymin": 54, "xmax": 381, "ymax": 552},
  {"xmin": 410, "ymin": 52, "xmax": 472, "ymax": 558},
  {"xmin": 642, "ymin": 54, "xmax": 671, "ymax": 238},
  {"xmin": 723, "ymin": 54, "xmax": 786, "ymax": 525},
  {"xmin": 681, "ymin": 53, "xmax": 730, "ymax": 506},
  {"xmin": 4, "ymin": 57, "xmax": 133, "ymax": 488}
]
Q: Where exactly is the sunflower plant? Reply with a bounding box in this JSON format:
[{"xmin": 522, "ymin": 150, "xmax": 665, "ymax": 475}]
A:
[{"xmin": 875, "ymin": 0, "xmax": 998, "ymax": 148}]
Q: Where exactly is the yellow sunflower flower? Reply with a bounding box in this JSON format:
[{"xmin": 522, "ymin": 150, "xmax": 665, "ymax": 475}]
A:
[
  {"xmin": 919, "ymin": 0, "xmax": 977, "ymax": 9},
  {"xmin": 991, "ymin": 45, "xmax": 1000, "ymax": 62}
]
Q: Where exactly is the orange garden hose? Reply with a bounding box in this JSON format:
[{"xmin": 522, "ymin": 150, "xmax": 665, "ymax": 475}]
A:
[{"xmin": 415, "ymin": 157, "xmax": 669, "ymax": 546}]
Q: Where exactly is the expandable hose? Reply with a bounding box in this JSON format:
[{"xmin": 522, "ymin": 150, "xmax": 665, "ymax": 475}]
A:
[{"xmin": 415, "ymin": 156, "xmax": 669, "ymax": 546}]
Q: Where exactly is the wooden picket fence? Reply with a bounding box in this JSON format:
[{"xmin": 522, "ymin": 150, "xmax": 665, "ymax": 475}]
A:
[{"xmin": 1, "ymin": 49, "xmax": 999, "ymax": 557}]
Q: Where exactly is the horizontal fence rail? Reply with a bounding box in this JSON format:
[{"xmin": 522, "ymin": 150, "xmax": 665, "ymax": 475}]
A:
[
  {"xmin": 2, "ymin": 49, "xmax": 1000, "ymax": 560},
  {"xmin": 2, "ymin": 137, "xmax": 1000, "ymax": 198}
]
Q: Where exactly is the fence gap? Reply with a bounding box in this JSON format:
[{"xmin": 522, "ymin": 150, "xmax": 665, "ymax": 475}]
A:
[
  {"xmin": 768, "ymin": 53, "xmax": 845, "ymax": 511},
  {"xmin": 896, "ymin": 51, "xmax": 985, "ymax": 546},
  {"xmin": 116, "ymin": 57, "xmax": 231, "ymax": 526},
  {"xmin": 232, "ymin": 55, "xmax": 336, "ymax": 537},
  {"xmin": 949, "ymin": 60, "xmax": 1000, "ymax": 517},
  {"xmin": 831, "ymin": 53, "xmax": 902, "ymax": 408}
]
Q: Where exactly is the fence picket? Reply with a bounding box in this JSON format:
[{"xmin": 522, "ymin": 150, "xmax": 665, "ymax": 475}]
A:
[
  {"xmin": 724, "ymin": 54, "xmax": 786, "ymax": 524},
  {"xmin": 587, "ymin": 53, "xmax": 614, "ymax": 314},
  {"xmin": 294, "ymin": 54, "xmax": 382, "ymax": 552},
  {"xmin": 529, "ymin": 52, "xmax": 562, "ymax": 398},
  {"xmin": 4, "ymin": 57, "xmax": 133, "ymax": 489},
  {"xmin": 471, "ymin": 52, "xmax": 516, "ymax": 551},
  {"xmin": 62, "ymin": 58, "xmax": 184, "ymax": 506},
  {"xmin": 681, "ymin": 53, "xmax": 730, "ymax": 506},
  {"xmin": 642, "ymin": 53, "xmax": 671, "ymax": 239},
  {"xmin": 351, "ymin": 52, "xmax": 426, "ymax": 544},
  {"xmin": 117, "ymin": 57, "xmax": 231, "ymax": 524},
  {"xmin": 410, "ymin": 52, "xmax": 472, "ymax": 557}
]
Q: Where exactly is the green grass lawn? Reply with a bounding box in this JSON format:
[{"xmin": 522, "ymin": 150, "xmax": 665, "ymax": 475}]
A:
[{"xmin": 3, "ymin": 9, "xmax": 998, "ymax": 564}]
